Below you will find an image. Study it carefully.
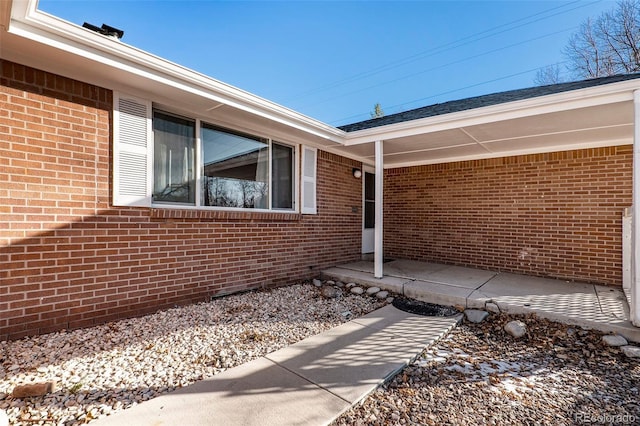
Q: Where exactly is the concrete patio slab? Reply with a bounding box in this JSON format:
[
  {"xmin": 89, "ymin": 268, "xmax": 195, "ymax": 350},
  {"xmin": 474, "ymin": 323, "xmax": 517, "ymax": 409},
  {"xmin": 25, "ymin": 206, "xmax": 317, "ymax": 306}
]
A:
[
  {"xmin": 334, "ymin": 260, "xmax": 378, "ymax": 273},
  {"xmin": 471, "ymin": 272, "xmax": 594, "ymax": 299},
  {"xmin": 324, "ymin": 260, "xmax": 640, "ymax": 343},
  {"xmin": 469, "ymin": 273, "xmax": 640, "ymax": 342},
  {"xmin": 346, "ymin": 259, "xmax": 498, "ymax": 289},
  {"xmin": 94, "ymin": 357, "xmax": 349, "ymax": 426},
  {"xmin": 470, "ymin": 272, "xmax": 602, "ymax": 319},
  {"xmin": 594, "ymin": 285, "xmax": 629, "ymax": 320},
  {"xmin": 266, "ymin": 305, "xmax": 459, "ymax": 404},
  {"xmin": 380, "ymin": 260, "xmax": 449, "ymax": 280},
  {"xmin": 404, "ymin": 279, "xmax": 473, "ymax": 308},
  {"xmin": 423, "ymin": 265, "xmax": 497, "ymax": 289}
]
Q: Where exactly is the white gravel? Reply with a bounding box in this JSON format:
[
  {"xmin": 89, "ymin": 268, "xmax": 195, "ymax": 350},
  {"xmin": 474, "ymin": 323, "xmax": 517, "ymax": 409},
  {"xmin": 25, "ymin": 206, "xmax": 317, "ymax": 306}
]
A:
[
  {"xmin": 0, "ymin": 282, "xmax": 386, "ymax": 425},
  {"xmin": 8, "ymin": 281, "xmax": 639, "ymax": 426}
]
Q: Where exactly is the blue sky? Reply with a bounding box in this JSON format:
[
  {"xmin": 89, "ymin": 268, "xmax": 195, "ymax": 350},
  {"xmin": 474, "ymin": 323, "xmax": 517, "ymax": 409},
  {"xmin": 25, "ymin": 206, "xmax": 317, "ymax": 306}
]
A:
[{"xmin": 38, "ymin": 0, "xmax": 616, "ymax": 126}]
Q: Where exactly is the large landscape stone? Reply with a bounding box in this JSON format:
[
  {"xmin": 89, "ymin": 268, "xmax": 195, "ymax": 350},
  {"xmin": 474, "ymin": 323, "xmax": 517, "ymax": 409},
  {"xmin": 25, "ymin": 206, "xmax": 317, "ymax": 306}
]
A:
[
  {"xmin": 376, "ymin": 291, "xmax": 389, "ymax": 299},
  {"xmin": 622, "ymin": 345, "xmax": 640, "ymax": 358},
  {"xmin": 464, "ymin": 309, "xmax": 489, "ymax": 324},
  {"xmin": 350, "ymin": 287, "xmax": 364, "ymax": 295},
  {"xmin": 366, "ymin": 287, "xmax": 381, "ymax": 295},
  {"xmin": 602, "ymin": 334, "xmax": 628, "ymax": 347},
  {"xmin": 504, "ymin": 320, "xmax": 527, "ymax": 338},
  {"xmin": 321, "ymin": 286, "xmax": 341, "ymax": 299},
  {"xmin": 12, "ymin": 381, "xmax": 57, "ymax": 398}
]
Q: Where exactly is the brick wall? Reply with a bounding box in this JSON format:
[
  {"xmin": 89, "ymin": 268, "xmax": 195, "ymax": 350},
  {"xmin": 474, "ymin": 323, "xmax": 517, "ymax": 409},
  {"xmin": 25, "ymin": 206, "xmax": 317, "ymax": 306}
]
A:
[
  {"xmin": 2, "ymin": 59, "xmax": 632, "ymax": 340},
  {"xmin": 0, "ymin": 61, "xmax": 362, "ymax": 340},
  {"xmin": 384, "ymin": 147, "xmax": 633, "ymax": 285}
]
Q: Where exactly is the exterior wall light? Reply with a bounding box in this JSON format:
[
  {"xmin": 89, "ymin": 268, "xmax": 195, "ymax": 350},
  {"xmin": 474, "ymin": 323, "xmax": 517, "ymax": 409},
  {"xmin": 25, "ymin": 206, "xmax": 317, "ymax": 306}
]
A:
[{"xmin": 353, "ymin": 168, "xmax": 362, "ymax": 178}]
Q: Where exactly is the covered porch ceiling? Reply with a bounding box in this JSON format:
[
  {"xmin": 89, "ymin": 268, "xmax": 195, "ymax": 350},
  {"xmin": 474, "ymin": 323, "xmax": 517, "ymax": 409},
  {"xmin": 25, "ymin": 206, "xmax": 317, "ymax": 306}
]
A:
[{"xmin": 335, "ymin": 95, "xmax": 635, "ymax": 169}]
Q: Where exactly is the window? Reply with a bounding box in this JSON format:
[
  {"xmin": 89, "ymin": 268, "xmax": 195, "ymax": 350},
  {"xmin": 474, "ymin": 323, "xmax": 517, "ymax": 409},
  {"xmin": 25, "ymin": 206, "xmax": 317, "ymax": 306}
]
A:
[
  {"xmin": 364, "ymin": 172, "xmax": 375, "ymax": 228},
  {"xmin": 201, "ymin": 124, "xmax": 269, "ymax": 209},
  {"xmin": 272, "ymin": 142, "xmax": 294, "ymax": 209},
  {"xmin": 113, "ymin": 95, "xmax": 310, "ymax": 212},
  {"xmin": 152, "ymin": 111, "xmax": 196, "ymax": 204},
  {"xmin": 160, "ymin": 117, "xmax": 297, "ymax": 210}
]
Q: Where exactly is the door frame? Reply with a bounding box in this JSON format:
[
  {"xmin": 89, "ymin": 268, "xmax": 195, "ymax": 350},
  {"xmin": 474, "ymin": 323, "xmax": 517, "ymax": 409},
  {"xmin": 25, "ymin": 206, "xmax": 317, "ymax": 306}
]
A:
[{"xmin": 361, "ymin": 166, "xmax": 375, "ymax": 254}]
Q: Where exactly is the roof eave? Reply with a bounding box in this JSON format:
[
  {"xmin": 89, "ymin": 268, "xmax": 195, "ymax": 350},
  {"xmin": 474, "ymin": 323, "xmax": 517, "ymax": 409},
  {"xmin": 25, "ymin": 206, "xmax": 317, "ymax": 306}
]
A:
[
  {"xmin": 343, "ymin": 79, "xmax": 640, "ymax": 146},
  {"xmin": 5, "ymin": 0, "xmax": 347, "ymax": 144}
]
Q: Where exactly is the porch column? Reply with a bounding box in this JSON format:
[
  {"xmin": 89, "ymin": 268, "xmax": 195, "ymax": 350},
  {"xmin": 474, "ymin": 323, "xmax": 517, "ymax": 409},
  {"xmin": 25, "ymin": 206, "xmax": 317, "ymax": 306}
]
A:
[
  {"xmin": 374, "ymin": 140, "xmax": 384, "ymax": 279},
  {"xmin": 632, "ymin": 90, "xmax": 640, "ymax": 326}
]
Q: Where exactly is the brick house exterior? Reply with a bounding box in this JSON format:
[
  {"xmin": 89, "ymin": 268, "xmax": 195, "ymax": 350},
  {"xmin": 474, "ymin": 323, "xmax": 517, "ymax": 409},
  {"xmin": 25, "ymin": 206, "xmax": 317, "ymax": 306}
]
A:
[
  {"xmin": 4, "ymin": 0, "xmax": 640, "ymax": 338},
  {"xmin": 384, "ymin": 147, "xmax": 632, "ymax": 285},
  {"xmin": 0, "ymin": 61, "xmax": 364, "ymax": 339}
]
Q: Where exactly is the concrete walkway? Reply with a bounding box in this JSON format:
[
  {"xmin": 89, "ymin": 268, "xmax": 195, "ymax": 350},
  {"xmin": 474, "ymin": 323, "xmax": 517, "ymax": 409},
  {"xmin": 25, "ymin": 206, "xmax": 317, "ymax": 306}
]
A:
[
  {"xmin": 323, "ymin": 259, "xmax": 640, "ymax": 343},
  {"xmin": 93, "ymin": 305, "xmax": 461, "ymax": 426}
]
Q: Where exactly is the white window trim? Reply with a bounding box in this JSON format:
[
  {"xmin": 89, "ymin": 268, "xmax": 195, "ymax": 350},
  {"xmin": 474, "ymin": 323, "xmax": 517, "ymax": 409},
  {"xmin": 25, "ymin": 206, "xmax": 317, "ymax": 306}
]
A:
[
  {"xmin": 112, "ymin": 94, "xmax": 310, "ymax": 213},
  {"xmin": 270, "ymin": 140, "xmax": 298, "ymax": 212},
  {"xmin": 148, "ymin": 106, "xmax": 302, "ymax": 213},
  {"xmin": 195, "ymin": 118, "xmax": 202, "ymax": 209}
]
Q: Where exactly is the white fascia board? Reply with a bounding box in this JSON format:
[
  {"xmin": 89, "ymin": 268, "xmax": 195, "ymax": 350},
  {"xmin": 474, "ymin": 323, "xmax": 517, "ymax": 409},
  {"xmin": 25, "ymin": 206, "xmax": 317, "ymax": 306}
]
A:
[
  {"xmin": 8, "ymin": 0, "xmax": 346, "ymax": 144},
  {"xmin": 343, "ymin": 84, "xmax": 638, "ymax": 146},
  {"xmin": 384, "ymin": 137, "xmax": 632, "ymax": 169}
]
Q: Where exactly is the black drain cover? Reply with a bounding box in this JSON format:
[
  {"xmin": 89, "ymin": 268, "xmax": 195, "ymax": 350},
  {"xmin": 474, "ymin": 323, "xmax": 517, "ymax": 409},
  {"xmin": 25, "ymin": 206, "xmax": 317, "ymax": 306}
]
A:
[{"xmin": 392, "ymin": 297, "xmax": 460, "ymax": 317}]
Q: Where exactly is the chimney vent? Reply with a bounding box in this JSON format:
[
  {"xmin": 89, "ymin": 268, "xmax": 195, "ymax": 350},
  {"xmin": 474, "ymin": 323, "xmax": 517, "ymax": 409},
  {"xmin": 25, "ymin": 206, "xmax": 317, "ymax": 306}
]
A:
[{"xmin": 82, "ymin": 22, "xmax": 124, "ymax": 40}]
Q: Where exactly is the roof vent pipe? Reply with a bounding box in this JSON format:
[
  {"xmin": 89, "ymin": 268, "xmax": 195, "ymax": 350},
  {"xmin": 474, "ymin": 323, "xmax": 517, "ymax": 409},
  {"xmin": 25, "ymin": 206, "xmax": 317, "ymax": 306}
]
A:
[{"xmin": 82, "ymin": 22, "xmax": 124, "ymax": 40}]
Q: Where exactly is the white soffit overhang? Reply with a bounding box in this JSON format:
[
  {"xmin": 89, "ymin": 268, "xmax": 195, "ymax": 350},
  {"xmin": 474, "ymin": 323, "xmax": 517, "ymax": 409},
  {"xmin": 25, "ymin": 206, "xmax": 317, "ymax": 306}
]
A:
[
  {"xmin": 337, "ymin": 97, "xmax": 636, "ymax": 168},
  {"xmin": 3, "ymin": 0, "xmax": 640, "ymax": 169},
  {"xmin": 340, "ymin": 81, "xmax": 639, "ymax": 168}
]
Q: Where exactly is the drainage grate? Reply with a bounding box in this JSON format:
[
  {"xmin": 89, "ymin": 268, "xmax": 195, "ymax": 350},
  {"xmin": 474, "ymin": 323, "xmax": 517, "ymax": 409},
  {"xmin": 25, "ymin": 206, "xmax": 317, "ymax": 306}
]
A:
[{"xmin": 392, "ymin": 297, "xmax": 459, "ymax": 317}]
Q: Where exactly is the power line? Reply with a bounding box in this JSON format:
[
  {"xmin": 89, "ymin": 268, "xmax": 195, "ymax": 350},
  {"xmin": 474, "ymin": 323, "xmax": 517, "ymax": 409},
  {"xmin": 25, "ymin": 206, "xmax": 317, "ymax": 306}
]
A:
[
  {"xmin": 306, "ymin": 27, "xmax": 575, "ymax": 113},
  {"xmin": 329, "ymin": 61, "xmax": 571, "ymax": 125},
  {"xmin": 285, "ymin": 0, "xmax": 601, "ymax": 102}
]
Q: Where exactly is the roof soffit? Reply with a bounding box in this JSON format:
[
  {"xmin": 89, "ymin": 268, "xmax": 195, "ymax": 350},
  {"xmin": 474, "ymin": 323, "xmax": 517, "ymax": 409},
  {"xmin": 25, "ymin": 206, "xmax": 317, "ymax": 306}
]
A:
[{"xmin": 343, "ymin": 85, "xmax": 638, "ymax": 146}]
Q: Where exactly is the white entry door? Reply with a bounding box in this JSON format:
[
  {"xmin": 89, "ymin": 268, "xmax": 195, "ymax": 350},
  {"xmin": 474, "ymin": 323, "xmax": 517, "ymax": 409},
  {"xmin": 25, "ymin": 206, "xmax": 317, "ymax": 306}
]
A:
[{"xmin": 362, "ymin": 170, "xmax": 375, "ymax": 254}]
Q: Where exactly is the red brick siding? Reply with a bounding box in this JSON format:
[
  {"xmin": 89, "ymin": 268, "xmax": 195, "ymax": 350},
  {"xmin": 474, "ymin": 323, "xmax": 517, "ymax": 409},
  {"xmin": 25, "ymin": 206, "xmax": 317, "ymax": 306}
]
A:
[
  {"xmin": 384, "ymin": 147, "xmax": 633, "ymax": 285},
  {"xmin": 1, "ymin": 61, "xmax": 362, "ymax": 340}
]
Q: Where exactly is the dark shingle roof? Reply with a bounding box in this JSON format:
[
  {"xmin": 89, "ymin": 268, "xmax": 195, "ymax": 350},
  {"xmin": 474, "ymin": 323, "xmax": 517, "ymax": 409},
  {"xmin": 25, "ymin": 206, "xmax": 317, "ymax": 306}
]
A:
[{"xmin": 338, "ymin": 73, "xmax": 640, "ymax": 132}]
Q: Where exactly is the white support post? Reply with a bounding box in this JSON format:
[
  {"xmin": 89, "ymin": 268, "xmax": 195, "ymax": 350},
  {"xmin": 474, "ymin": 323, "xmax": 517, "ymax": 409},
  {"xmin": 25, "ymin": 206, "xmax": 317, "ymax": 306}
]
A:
[
  {"xmin": 632, "ymin": 90, "xmax": 640, "ymax": 326},
  {"xmin": 374, "ymin": 140, "xmax": 384, "ymax": 279}
]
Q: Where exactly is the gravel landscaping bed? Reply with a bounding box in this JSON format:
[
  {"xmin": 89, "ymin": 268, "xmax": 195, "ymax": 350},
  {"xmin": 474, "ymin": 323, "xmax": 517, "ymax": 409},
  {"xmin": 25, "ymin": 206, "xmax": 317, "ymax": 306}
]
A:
[
  {"xmin": 5, "ymin": 278, "xmax": 640, "ymax": 426},
  {"xmin": 0, "ymin": 282, "xmax": 386, "ymax": 425},
  {"xmin": 334, "ymin": 312, "xmax": 640, "ymax": 426}
]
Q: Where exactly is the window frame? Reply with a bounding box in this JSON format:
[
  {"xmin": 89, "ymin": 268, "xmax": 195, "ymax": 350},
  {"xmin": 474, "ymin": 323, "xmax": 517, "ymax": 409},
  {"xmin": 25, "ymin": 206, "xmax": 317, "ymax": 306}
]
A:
[
  {"xmin": 151, "ymin": 108, "xmax": 299, "ymax": 213},
  {"xmin": 151, "ymin": 109, "xmax": 197, "ymax": 206},
  {"xmin": 271, "ymin": 141, "xmax": 297, "ymax": 211}
]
